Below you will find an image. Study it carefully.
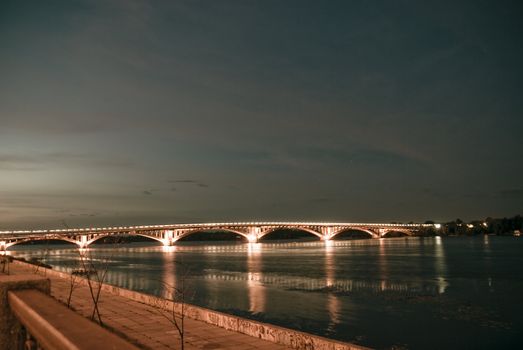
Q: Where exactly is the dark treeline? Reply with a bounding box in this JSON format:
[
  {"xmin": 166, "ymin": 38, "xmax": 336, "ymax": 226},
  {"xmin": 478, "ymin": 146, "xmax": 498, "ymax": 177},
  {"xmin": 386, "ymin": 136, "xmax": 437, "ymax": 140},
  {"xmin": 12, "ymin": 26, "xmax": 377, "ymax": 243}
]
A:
[{"xmin": 422, "ymin": 215, "xmax": 523, "ymax": 236}]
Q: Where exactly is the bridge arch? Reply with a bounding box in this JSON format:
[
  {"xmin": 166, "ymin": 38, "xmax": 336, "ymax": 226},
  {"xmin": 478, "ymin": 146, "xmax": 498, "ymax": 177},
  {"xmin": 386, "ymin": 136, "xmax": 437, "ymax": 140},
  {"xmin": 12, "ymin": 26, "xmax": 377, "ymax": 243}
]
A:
[
  {"xmin": 174, "ymin": 229, "xmax": 251, "ymax": 242},
  {"xmin": 4, "ymin": 237, "xmax": 79, "ymax": 249},
  {"xmin": 381, "ymin": 229, "xmax": 413, "ymax": 238},
  {"xmin": 134, "ymin": 234, "xmax": 166, "ymax": 244},
  {"xmin": 330, "ymin": 228, "xmax": 378, "ymax": 240},
  {"xmin": 85, "ymin": 233, "xmax": 166, "ymax": 247},
  {"xmin": 258, "ymin": 227, "xmax": 323, "ymax": 241}
]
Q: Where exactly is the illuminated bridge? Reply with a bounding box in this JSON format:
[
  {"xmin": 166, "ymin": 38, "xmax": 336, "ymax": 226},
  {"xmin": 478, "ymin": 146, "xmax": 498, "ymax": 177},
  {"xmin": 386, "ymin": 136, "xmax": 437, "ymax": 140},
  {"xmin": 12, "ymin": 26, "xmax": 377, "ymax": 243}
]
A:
[{"xmin": 0, "ymin": 222, "xmax": 438, "ymax": 250}]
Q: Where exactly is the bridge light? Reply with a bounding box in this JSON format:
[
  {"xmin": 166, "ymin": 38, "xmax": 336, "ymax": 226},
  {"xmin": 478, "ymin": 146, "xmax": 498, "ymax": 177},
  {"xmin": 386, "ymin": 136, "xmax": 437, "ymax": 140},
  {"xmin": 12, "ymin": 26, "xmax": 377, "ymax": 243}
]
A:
[{"xmin": 434, "ymin": 224, "xmax": 441, "ymax": 229}]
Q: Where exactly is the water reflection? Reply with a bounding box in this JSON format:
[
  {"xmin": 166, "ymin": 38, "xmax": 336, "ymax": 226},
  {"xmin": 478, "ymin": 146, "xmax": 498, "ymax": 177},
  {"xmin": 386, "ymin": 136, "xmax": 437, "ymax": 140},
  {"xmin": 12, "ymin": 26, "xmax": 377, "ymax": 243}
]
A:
[
  {"xmin": 434, "ymin": 236, "xmax": 448, "ymax": 294},
  {"xmin": 378, "ymin": 238, "xmax": 388, "ymax": 291},
  {"xmin": 324, "ymin": 240, "xmax": 335, "ymax": 287},
  {"xmin": 324, "ymin": 240, "xmax": 340, "ymax": 332},
  {"xmin": 247, "ymin": 243, "xmax": 265, "ymax": 313},
  {"xmin": 327, "ymin": 294, "xmax": 341, "ymax": 334},
  {"xmin": 162, "ymin": 245, "xmax": 177, "ymax": 254},
  {"xmin": 482, "ymin": 235, "xmax": 494, "ymax": 292},
  {"xmin": 8, "ymin": 241, "xmax": 452, "ymax": 296},
  {"xmin": 483, "ymin": 234, "xmax": 490, "ymax": 249},
  {"xmin": 162, "ymin": 246, "xmax": 176, "ymax": 299}
]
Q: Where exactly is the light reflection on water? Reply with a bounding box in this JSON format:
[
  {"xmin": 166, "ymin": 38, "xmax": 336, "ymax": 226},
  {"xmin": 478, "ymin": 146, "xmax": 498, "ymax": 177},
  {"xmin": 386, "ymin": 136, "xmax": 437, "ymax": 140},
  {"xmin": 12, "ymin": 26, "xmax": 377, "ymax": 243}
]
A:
[
  {"xmin": 324, "ymin": 240, "xmax": 341, "ymax": 332},
  {"xmin": 8, "ymin": 237, "xmax": 523, "ymax": 349},
  {"xmin": 247, "ymin": 242, "xmax": 265, "ymax": 314},
  {"xmin": 434, "ymin": 236, "xmax": 448, "ymax": 294}
]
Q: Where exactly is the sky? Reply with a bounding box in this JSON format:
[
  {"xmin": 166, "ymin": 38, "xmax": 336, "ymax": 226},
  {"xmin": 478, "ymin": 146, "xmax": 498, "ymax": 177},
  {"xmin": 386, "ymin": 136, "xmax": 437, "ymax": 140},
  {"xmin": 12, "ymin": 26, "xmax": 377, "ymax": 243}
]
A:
[{"xmin": 1, "ymin": 0, "xmax": 522, "ymax": 229}]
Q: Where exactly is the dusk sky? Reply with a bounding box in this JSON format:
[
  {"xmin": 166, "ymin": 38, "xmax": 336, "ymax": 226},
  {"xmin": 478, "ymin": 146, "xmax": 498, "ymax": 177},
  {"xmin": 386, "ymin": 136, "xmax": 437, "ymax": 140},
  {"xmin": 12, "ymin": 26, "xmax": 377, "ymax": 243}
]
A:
[{"xmin": 1, "ymin": 0, "xmax": 522, "ymax": 229}]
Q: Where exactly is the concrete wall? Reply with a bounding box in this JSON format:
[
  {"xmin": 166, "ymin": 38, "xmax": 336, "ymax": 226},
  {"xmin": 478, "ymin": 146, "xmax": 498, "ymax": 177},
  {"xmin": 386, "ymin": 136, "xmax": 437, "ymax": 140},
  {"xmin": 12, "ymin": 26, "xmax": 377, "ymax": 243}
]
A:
[
  {"xmin": 0, "ymin": 274, "xmax": 50, "ymax": 350},
  {"xmin": 14, "ymin": 260, "xmax": 367, "ymax": 350}
]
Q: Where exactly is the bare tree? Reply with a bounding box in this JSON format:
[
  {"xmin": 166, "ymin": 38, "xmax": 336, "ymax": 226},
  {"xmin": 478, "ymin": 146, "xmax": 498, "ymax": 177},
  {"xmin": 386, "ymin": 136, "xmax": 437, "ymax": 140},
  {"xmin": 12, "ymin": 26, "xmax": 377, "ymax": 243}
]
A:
[
  {"xmin": 79, "ymin": 239, "xmax": 120, "ymax": 326},
  {"xmin": 155, "ymin": 260, "xmax": 192, "ymax": 350},
  {"xmin": 78, "ymin": 243, "xmax": 114, "ymax": 326},
  {"xmin": 65, "ymin": 257, "xmax": 81, "ymax": 308},
  {"xmin": 80, "ymin": 249, "xmax": 102, "ymax": 324}
]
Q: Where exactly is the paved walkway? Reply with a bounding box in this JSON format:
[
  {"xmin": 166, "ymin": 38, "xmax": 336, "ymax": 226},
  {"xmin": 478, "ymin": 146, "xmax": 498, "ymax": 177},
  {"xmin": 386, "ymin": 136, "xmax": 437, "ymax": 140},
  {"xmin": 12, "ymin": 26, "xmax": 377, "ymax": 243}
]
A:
[{"xmin": 9, "ymin": 263, "xmax": 291, "ymax": 350}]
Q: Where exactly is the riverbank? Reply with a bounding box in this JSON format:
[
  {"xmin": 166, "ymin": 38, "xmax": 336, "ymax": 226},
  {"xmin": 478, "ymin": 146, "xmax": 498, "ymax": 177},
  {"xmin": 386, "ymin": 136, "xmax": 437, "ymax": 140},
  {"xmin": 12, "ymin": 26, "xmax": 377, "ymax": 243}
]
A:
[{"xmin": 7, "ymin": 260, "xmax": 366, "ymax": 350}]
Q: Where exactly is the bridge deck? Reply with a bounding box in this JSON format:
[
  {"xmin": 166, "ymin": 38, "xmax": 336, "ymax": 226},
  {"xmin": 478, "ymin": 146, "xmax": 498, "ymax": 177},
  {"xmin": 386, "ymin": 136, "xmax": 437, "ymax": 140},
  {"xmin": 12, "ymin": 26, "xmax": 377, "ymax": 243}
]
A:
[{"xmin": 9, "ymin": 263, "xmax": 291, "ymax": 350}]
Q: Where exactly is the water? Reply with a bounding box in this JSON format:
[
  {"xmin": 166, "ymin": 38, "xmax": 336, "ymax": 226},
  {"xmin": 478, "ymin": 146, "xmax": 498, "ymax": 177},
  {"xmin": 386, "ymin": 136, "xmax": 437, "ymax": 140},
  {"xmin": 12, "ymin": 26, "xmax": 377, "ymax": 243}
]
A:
[{"xmin": 9, "ymin": 236, "xmax": 523, "ymax": 349}]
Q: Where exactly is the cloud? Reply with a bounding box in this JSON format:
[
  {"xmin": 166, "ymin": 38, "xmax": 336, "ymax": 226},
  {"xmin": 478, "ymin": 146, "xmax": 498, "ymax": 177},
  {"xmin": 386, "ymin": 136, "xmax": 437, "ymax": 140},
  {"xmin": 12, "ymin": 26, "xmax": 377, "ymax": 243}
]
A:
[
  {"xmin": 68, "ymin": 212, "xmax": 98, "ymax": 217},
  {"xmin": 0, "ymin": 152, "xmax": 133, "ymax": 171},
  {"xmin": 309, "ymin": 197, "xmax": 334, "ymax": 203},
  {"xmin": 234, "ymin": 145, "xmax": 429, "ymax": 172},
  {"xmin": 499, "ymin": 189, "xmax": 523, "ymax": 198},
  {"xmin": 168, "ymin": 180, "xmax": 198, "ymax": 183},
  {"xmin": 168, "ymin": 179, "xmax": 209, "ymax": 188},
  {"xmin": 0, "ymin": 154, "xmax": 42, "ymax": 171},
  {"xmin": 0, "ymin": 117, "xmax": 115, "ymax": 135},
  {"xmin": 462, "ymin": 192, "xmax": 488, "ymax": 199},
  {"xmin": 142, "ymin": 190, "xmax": 152, "ymax": 195},
  {"xmin": 305, "ymin": 147, "xmax": 428, "ymax": 169}
]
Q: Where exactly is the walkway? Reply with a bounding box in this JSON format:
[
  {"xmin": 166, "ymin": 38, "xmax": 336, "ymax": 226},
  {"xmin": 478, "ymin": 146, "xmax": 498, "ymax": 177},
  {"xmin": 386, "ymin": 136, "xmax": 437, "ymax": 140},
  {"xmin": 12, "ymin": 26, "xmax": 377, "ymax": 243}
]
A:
[{"xmin": 9, "ymin": 262, "xmax": 291, "ymax": 350}]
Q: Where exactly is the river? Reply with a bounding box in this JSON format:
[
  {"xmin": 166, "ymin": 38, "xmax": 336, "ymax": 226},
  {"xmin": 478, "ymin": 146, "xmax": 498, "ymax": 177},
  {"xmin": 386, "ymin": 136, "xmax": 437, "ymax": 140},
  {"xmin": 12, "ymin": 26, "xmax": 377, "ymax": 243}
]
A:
[{"xmin": 8, "ymin": 236, "xmax": 523, "ymax": 349}]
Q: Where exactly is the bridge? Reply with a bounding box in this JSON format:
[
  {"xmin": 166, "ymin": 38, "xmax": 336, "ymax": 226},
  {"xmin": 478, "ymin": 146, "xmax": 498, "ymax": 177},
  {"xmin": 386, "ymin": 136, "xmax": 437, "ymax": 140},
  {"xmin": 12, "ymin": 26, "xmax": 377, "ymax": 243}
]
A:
[{"xmin": 0, "ymin": 221, "xmax": 437, "ymax": 250}]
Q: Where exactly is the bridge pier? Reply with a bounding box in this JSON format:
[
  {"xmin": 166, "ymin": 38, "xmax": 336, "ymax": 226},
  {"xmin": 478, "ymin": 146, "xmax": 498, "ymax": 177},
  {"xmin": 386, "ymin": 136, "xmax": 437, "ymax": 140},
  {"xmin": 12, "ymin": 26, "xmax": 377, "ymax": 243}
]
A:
[
  {"xmin": 320, "ymin": 227, "xmax": 334, "ymax": 241},
  {"xmin": 76, "ymin": 235, "xmax": 88, "ymax": 249},
  {"xmin": 0, "ymin": 241, "xmax": 6, "ymax": 252},
  {"xmin": 161, "ymin": 229, "xmax": 187, "ymax": 246},
  {"xmin": 162, "ymin": 230, "xmax": 175, "ymax": 246},
  {"xmin": 246, "ymin": 227, "xmax": 260, "ymax": 243}
]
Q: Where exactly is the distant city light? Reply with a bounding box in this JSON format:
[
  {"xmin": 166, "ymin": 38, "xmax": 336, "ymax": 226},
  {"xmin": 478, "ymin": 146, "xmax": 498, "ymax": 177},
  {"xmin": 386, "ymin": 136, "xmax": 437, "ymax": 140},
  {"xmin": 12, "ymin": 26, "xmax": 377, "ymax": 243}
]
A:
[{"xmin": 434, "ymin": 224, "xmax": 441, "ymax": 229}]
